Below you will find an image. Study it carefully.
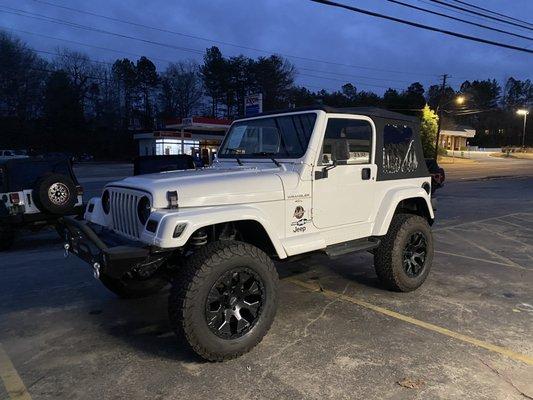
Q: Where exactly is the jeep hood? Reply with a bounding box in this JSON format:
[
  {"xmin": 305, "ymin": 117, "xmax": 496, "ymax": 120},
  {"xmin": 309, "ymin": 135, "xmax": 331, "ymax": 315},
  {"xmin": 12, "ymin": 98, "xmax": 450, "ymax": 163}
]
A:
[{"xmin": 107, "ymin": 167, "xmax": 287, "ymax": 208}]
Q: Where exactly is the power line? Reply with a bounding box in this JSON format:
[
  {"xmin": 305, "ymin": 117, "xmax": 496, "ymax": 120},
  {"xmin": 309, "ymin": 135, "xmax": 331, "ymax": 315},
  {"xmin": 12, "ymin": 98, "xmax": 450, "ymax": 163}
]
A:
[
  {"xmin": 416, "ymin": 0, "xmax": 530, "ymax": 33},
  {"xmin": 0, "ymin": 7, "xmax": 205, "ymax": 55},
  {"xmin": 3, "ymin": 26, "xmax": 420, "ymax": 91},
  {"xmin": 427, "ymin": 0, "xmax": 533, "ymax": 32},
  {"xmin": 385, "ymin": 0, "xmax": 533, "ymax": 42},
  {"xmin": 2, "ymin": 26, "xmax": 179, "ymax": 64},
  {"xmin": 12, "ymin": 39, "xmax": 396, "ymax": 93},
  {"xmin": 299, "ymin": 72, "xmax": 402, "ymax": 90},
  {"xmin": 309, "ymin": 0, "xmax": 533, "ymax": 54},
  {"xmin": 4, "ymin": 0, "xmax": 440, "ymax": 78},
  {"xmin": 448, "ymin": 0, "xmax": 533, "ymax": 28},
  {"xmin": 298, "ymin": 67, "xmax": 413, "ymax": 84}
]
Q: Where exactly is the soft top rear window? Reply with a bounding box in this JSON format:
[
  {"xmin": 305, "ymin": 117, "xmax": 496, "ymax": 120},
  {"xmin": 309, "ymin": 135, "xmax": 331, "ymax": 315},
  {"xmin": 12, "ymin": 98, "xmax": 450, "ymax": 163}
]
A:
[
  {"xmin": 5, "ymin": 160, "xmax": 74, "ymax": 192},
  {"xmin": 382, "ymin": 124, "xmax": 419, "ymax": 175}
]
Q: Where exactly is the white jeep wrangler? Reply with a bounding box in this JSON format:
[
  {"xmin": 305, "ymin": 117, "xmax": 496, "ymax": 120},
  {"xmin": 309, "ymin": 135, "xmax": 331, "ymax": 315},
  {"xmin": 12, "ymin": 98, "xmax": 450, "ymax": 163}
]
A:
[{"xmin": 64, "ymin": 106, "xmax": 435, "ymax": 361}]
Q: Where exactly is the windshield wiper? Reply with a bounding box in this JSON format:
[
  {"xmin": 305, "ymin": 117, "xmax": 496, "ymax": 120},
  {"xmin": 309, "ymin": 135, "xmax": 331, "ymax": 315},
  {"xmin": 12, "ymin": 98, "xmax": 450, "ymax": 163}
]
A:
[
  {"xmin": 225, "ymin": 148, "xmax": 243, "ymax": 165},
  {"xmin": 252, "ymin": 152, "xmax": 281, "ymax": 167}
]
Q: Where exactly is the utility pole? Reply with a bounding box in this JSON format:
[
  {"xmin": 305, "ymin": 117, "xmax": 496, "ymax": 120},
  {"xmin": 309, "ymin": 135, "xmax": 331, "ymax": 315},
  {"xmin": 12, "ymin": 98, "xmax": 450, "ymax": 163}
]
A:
[{"xmin": 434, "ymin": 74, "xmax": 448, "ymax": 159}]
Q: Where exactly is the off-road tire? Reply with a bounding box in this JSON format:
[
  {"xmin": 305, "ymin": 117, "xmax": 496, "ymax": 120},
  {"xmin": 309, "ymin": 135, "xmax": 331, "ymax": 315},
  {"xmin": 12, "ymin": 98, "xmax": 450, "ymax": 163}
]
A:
[
  {"xmin": 169, "ymin": 241, "xmax": 279, "ymax": 362},
  {"xmin": 0, "ymin": 227, "xmax": 15, "ymax": 251},
  {"xmin": 100, "ymin": 273, "xmax": 168, "ymax": 299},
  {"xmin": 33, "ymin": 173, "xmax": 77, "ymax": 215},
  {"xmin": 374, "ymin": 213, "xmax": 433, "ymax": 292}
]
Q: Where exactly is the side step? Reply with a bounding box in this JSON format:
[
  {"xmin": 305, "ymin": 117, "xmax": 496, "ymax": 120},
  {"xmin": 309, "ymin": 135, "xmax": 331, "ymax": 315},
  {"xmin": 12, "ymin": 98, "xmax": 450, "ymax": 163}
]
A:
[{"xmin": 324, "ymin": 237, "xmax": 381, "ymax": 259}]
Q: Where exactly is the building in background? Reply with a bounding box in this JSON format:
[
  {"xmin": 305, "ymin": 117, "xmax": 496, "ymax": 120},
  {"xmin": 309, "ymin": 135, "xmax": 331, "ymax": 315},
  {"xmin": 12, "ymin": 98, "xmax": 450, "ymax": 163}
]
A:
[
  {"xmin": 440, "ymin": 120, "xmax": 476, "ymax": 151},
  {"xmin": 134, "ymin": 117, "xmax": 232, "ymax": 165}
]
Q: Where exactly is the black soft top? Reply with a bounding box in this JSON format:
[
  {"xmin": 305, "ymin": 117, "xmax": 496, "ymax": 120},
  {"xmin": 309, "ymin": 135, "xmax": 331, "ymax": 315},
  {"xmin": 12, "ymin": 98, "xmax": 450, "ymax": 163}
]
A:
[
  {"xmin": 251, "ymin": 106, "xmax": 419, "ymax": 123},
  {"xmin": 240, "ymin": 106, "xmax": 428, "ymax": 181},
  {"xmin": 0, "ymin": 157, "xmax": 78, "ymax": 192}
]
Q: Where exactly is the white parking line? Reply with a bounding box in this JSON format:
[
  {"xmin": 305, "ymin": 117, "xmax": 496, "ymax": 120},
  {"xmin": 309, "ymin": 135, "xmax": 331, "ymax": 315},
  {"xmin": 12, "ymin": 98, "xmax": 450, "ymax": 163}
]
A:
[
  {"xmin": 433, "ymin": 213, "xmax": 525, "ymax": 232},
  {"xmin": 495, "ymin": 218, "xmax": 533, "ymax": 232},
  {"xmin": 445, "ymin": 230, "xmax": 526, "ymax": 270},
  {"xmin": 434, "ymin": 250, "xmax": 527, "ymax": 269},
  {"xmin": 477, "ymin": 223, "xmax": 533, "ymax": 250}
]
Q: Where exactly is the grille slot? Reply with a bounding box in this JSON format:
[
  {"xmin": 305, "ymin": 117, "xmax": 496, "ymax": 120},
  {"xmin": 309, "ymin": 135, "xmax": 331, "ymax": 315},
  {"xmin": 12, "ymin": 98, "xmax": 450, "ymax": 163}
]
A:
[{"xmin": 109, "ymin": 189, "xmax": 144, "ymax": 240}]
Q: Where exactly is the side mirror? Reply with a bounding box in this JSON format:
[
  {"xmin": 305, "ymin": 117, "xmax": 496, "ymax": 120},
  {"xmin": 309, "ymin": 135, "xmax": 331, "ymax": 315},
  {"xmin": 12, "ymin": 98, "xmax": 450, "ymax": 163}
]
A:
[{"xmin": 315, "ymin": 160, "xmax": 337, "ymax": 180}]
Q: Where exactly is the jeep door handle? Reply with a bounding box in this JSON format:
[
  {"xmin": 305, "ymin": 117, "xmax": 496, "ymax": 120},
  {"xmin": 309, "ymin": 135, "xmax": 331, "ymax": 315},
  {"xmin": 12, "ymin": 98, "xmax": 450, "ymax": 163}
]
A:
[{"xmin": 361, "ymin": 168, "xmax": 371, "ymax": 180}]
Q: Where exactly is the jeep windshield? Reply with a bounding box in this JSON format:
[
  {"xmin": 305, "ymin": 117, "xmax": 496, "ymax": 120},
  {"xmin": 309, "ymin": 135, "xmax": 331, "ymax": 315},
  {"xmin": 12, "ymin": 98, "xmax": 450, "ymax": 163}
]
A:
[{"xmin": 218, "ymin": 113, "xmax": 317, "ymax": 159}]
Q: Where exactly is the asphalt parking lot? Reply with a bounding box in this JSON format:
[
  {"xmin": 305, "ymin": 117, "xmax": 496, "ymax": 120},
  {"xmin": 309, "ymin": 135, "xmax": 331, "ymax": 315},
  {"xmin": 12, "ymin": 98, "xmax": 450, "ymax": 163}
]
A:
[{"xmin": 1, "ymin": 160, "xmax": 532, "ymax": 399}]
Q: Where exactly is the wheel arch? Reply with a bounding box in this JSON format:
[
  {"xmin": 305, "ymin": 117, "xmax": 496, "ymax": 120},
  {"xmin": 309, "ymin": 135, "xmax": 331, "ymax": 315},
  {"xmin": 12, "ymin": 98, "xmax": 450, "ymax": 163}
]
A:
[
  {"xmin": 372, "ymin": 187, "xmax": 434, "ymax": 236},
  {"xmin": 187, "ymin": 220, "xmax": 280, "ymax": 259},
  {"xmin": 148, "ymin": 206, "xmax": 288, "ymax": 259}
]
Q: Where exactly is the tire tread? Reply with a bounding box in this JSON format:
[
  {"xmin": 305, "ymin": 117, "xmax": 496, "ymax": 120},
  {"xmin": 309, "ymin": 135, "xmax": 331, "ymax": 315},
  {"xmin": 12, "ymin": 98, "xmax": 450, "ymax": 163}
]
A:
[{"xmin": 168, "ymin": 241, "xmax": 277, "ymax": 361}]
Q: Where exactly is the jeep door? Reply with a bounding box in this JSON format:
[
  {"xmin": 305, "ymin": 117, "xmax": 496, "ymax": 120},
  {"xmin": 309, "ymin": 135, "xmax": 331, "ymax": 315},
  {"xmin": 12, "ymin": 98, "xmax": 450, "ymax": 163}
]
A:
[{"xmin": 312, "ymin": 115, "xmax": 377, "ymax": 229}]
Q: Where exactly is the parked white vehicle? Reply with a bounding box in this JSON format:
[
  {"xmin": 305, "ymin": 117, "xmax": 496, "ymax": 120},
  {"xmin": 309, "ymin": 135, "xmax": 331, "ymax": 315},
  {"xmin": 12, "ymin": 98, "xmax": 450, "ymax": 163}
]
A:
[
  {"xmin": 0, "ymin": 149, "xmax": 29, "ymax": 160},
  {"xmin": 64, "ymin": 106, "xmax": 435, "ymax": 361}
]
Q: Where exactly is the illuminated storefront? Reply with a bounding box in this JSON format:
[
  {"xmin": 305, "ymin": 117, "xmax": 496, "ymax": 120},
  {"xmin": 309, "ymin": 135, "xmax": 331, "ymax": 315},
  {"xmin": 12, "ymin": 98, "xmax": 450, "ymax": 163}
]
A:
[{"xmin": 134, "ymin": 117, "xmax": 232, "ymax": 164}]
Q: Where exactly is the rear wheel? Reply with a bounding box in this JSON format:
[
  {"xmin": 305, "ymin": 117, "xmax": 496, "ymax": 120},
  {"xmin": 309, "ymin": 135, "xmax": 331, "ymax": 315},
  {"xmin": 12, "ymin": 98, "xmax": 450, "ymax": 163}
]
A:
[
  {"xmin": 169, "ymin": 241, "xmax": 279, "ymax": 361},
  {"xmin": 0, "ymin": 227, "xmax": 15, "ymax": 251},
  {"xmin": 99, "ymin": 273, "xmax": 168, "ymax": 299},
  {"xmin": 374, "ymin": 214, "xmax": 433, "ymax": 292}
]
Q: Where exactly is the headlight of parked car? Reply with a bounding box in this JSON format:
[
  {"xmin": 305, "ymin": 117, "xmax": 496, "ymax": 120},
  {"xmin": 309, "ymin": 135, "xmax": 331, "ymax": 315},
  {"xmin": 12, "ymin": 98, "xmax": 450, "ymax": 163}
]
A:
[
  {"xmin": 102, "ymin": 190, "xmax": 110, "ymax": 214},
  {"xmin": 137, "ymin": 196, "xmax": 151, "ymax": 225}
]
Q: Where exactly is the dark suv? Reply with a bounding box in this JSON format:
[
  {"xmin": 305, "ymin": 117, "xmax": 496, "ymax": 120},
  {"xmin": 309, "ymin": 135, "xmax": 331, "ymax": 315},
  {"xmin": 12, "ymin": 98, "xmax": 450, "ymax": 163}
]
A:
[{"xmin": 0, "ymin": 157, "xmax": 84, "ymax": 250}]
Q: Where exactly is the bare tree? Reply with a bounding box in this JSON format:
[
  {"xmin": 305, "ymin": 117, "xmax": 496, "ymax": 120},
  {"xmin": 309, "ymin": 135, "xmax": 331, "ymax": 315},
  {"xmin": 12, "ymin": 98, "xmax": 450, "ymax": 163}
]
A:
[
  {"xmin": 160, "ymin": 61, "xmax": 204, "ymax": 118},
  {"xmin": 0, "ymin": 31, "xmax": 47, "ymax": 121}
]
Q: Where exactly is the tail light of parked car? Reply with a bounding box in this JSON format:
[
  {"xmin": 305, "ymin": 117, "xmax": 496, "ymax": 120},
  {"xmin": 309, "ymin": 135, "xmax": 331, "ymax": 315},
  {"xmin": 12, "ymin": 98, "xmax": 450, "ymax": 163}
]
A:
[{"xmin": 76, "ymin": 185, "xmax": 84, "ymax": 196}]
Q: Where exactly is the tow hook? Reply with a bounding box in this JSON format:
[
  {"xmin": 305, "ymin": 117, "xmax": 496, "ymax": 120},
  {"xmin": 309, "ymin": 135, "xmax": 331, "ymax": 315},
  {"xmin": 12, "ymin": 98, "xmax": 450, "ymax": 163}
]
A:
[
  {"xmin": 92, "ymin": 262, "xmax": 101, "ymax": 279},
  {"xmin": 63, "ymin": 243, "xmax": 70, "ymax": 258}
]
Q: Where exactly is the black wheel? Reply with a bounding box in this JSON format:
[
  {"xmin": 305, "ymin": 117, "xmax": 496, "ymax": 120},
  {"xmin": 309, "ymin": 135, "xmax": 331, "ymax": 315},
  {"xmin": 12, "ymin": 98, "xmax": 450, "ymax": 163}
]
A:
[
  {"xmin": 33, "ymin": 174, "xmax": 78, "ymax": 215},
  {"xmin": 0, "ymin": 227, "xmax": 15, "ymax": 251},
  {"xmin": 169, "ymin": 241, "xmax": 279, "ymax": 361},
  {"xmin": 99, "ymin": 273, "xmax": 168, "ymax": 299},
  {"xmin": 374, "ymin": 214, "xmax": 433, "ymax": 292}
]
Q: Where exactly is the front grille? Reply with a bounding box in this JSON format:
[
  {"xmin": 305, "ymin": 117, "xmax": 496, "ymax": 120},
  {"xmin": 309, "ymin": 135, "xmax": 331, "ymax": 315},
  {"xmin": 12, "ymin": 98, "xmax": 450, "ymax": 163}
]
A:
[{"xmin": 109, "ymin": 189, "xmax": 144, "ymax": 240}]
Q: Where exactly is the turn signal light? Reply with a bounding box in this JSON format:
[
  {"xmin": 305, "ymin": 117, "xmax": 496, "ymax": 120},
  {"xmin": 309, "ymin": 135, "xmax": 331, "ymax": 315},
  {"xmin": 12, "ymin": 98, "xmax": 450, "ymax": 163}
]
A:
[
  {"xmin": 173, "ymin": 223, "xmax": 187, "ymax": 238},
  {"xmin": 9, "ymin": 193, "xmax": 20, "ymax": 205}
]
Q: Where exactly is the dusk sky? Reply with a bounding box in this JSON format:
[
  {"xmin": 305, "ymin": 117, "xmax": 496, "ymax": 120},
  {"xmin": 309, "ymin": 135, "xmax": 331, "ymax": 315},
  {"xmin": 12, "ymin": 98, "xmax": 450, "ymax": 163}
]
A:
[{"xmin": 1, "ymin": 0, "xmax": 532, "ymax": 94}]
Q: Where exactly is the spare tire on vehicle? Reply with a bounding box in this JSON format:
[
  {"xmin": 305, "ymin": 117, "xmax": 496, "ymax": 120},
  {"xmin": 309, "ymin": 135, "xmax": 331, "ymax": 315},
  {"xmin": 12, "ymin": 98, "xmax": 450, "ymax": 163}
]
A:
[{"xmin": 33, "ymin": 173, "xmax": 77, "ymax": 215}]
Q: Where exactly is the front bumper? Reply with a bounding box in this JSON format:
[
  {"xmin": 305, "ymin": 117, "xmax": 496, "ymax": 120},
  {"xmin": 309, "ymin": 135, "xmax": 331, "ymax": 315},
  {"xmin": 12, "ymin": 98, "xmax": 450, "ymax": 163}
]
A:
[{"xmin": 62, "ymin": 217, "xmax": 169, "ymax": 279}]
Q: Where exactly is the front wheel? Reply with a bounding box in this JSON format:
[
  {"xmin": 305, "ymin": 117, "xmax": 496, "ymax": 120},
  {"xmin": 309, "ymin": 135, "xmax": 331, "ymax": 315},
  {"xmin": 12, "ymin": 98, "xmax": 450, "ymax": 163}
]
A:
[
  {"xmin": 169, "ymin": 241, "xmax": 279, "ymax": 361},
  {"xmin": 374, "ymin": 214, "xmax": 433, "ymax": 292}
]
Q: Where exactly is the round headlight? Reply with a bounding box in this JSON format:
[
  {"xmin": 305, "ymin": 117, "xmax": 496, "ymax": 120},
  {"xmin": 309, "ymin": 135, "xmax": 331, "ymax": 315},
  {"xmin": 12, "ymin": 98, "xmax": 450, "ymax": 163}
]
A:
[
  {"xmin": 137, "ymin": 196, "xmax": 151, "ymax": 225},
  {"xmin": 102, "ymin": 190, "xmax": 110, "ymax": 214}
]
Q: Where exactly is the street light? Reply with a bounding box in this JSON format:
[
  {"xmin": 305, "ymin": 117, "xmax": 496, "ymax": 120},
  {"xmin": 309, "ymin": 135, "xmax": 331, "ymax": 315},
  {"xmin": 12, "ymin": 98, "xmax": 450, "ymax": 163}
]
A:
[
  {"xmin": 434, "ymin": 95, "xmax": 469, "ymax": 159},
  {"xmin": 516, "ymin": 109, "xmax": 529, "ymax": 148}
]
